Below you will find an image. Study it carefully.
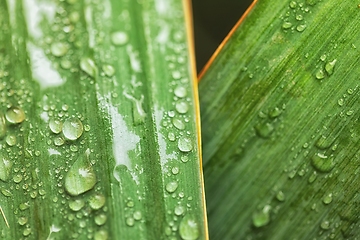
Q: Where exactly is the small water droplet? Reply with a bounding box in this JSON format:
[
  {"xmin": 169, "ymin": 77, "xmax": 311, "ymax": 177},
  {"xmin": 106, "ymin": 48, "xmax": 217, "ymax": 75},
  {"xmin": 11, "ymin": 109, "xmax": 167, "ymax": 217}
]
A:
[
  {"xmin": 178, "ymin": 137, "xmax": 193, "ymax": 152},
  {"xmin": 176, "ymin": 101, "xmax": 189, "ymax": 114},
  {"xmin": 89, "ymin": 194, "xmax": 106, "ymax": 210},
  {"xmin": 255, "ymin": 123, "xmax": 274, "ymax": 138},
  {"xmin": 311, "ymin": 153, "xmax": 335, "ymax": 172},
  {"xmin": 171, "ymin": 167, "xmax": 179, "ymax": 175},
  {"xmin": 322, "ymin": 193, "xmax": 333, "ymax": 205},
  {"xmin": 133, "ymin": 211, "xmax": 142, "ymax": 220},
  {"xmin": 60, "ymin": 59, "xmax": 72, "ymax": 69},
  {"xmin": 54, "ymin": 137, "xmax": 65, "ymax": 146},
  {"xmin": 179, "ymin": 215, "xmax": 199, "ymax": 240},
  {"xmin": 252, "ymin": 205, "xmax": 271, "ymax": 228},
  {"xmin": 181, "ymin": 156, "xmax": 189, "ymax": 163},
  {"xmin": 172, "ymin": 118, "xmax": 185, "ymax": 130},
  {"xmin": 94, "ymin": 214, "xmax": 107, "ymax": 226},
  {"xmin": 0, "ymin": 156, "xmax": 12, "ymax": 182},
  {"xmin": 320, "ymin": 220, "xmax": 330, "ymax": 230},
  {"xmin": 50, "ymin": 42, "xmax": 68, "ymax": 57},
  {"xmin": 308, "ymin": 171, "xmax": 317, "ymax": 183},
  {"xmin": 64, "ymin": 150, "xmax": 96, "ymax": 196},
  {"xmin": 18, "ymin": 216, "xmax": 28, "ymax": 226},
  {"xmin": 315, "ymin": 135, "xmax": 335, "ymax": 149},
  {"xmin": 6, "ymin": 135, "xmax": 16, "ymax": 146},
  {"xmin": 126, "ymin": 217, "xmax": 135, "ymax": 227},
  {"xmin": 49, "ymin": 119, "xmax": 63, "ymax": 134},
  {"xmin": 0, "ymin": 113, "xmax": 6, "ymax": 138},
  {"xmin": 282, "ymin": 22, "xmax": 293, "ymax": 29},
  {"xmin": 80, "ymin": 57, "xmax": 98, "ymax": 78},
  {"xmin": 111, "ymin": 31, "xmax": 129, "ymax": 46},
  {"xmin": 5, "ymin": 107, "xmax": 25, "ymax": 124},
  {"xmin": 174, "ymin": 205, "xmax": 185, "ymax": 216},
  {"xmin": 102, "ymin": 64, "xmax": 115, "ymax": 77},
  {"xmin": 337, "ymin": 98, "xmax": 344, "ymax": 106},
  {"xmin": 69, "ymin": 199, "xmax": 85, "ymax": 211},
  {"xmin": 269, "ymin": 107, "xmax": 282, "ymax": 118},
  {"xmin": 276, "ymin": 191, "xmax": 285, "ymax": 202},
  {"xmin": 62, "ymin": 117, "xmax": 84, "ymax": 141},
  {"xmin": 325, "ymin": 59, "xmax": 337, "ymax": 75},
  {"xmin": 23, "ymin": 228, "xmax": 31, "ymax": 236},
  {"xmin": 165, "ymin": 181, "xmax": 178, "ymax": 193},
  {"xmin": 1, "ymin": 188, "xmax": 12, "ymax": 197},
  {"xmin": 289, "ymin": 1, "xmax": 297, "ymax": 8},
  {"xmin": 296, "ymin": 24, "xmax": 307, "ymax": 32},
  {"xmin": 168, "ymin": 132, "xmax": 176, "ymax": 141},
  {"xmin": 295, "ymin": 14, "xmax": 303, "ymax": 21},
  {"xmin": 315, "ymin": 69, "xmax": 325, "ymax": 80}
]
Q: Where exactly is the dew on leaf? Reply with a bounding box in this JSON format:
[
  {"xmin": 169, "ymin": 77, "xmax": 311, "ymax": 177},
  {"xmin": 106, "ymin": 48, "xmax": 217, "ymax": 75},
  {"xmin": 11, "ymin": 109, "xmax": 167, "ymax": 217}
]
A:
[
  {"xmin": 5, "ymin": 107, "xmax": 25, "ymax": 124},
  {"xmin": 62, "ymin": 117, "xmax": 84, "ymax": 141}
]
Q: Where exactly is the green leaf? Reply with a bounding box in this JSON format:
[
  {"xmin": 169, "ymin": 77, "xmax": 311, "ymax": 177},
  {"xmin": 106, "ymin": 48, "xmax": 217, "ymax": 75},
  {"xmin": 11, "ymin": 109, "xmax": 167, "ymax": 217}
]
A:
[
  {"xmin": 200, "ymin": 0, "xmax": 360, "ymax": 239},
  {"xmin": 0, "ymin": 0, "xmax": 207, "ymax": 239}
]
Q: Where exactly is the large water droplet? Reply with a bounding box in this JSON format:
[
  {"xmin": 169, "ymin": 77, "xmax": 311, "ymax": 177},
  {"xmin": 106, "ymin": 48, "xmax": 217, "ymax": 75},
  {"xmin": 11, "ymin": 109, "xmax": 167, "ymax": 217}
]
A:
[
  {"xmin": 94, "ymin": 214, "xmax": 107, "ymax": 226},
  {"xmin": 255, "ymin": 123, "xmax": 274, "ymax": 138},
  {"xmin": 179, "ymin": 215, "xmax": 199, "ymax": 240},
  {"xmin": 172, "ymin": 118, "xmax": 185, "ymax": 130},
  {"xmin": 178, "ymin": 137, "xmax": 193, "ymax": 152},
  {"xmin": 0, "ymin": 155, "xmax": 12, "ymax": 182},
  {"xmin": 62, "ymin": 117, "xmax": 84, "ymax": 141},
  {"xmin": 80, "ymin": 57, "xmax": 98, "ymax": 78},
  {"xmin": 325, "ymin": 59, "xmax": 337, "ymax": 75},
  {"xmin": 69, "ymin": 199, "xmax": 85, "ymax": 211},
  {"xmin": 50, "ymin": 42, "xmax": 68, "ymax": 57},
  {"xmin": 175, "ymin": 205, "xmax": 185, "ymax": 216},
  {"xmin": 165, "ymin": 181, "xmax": 178, "ymax": 193},
  {"xmin": 94, "ymin": 230, "xmax": 108, "ymax": 240},
  {"xmin": 174, "ymin": 86, "xmax": 187, "ymax": 98},
  {"xmin": 311, "ymin": 153, "xmax": 335, "ymax": 172},
  {"xmin": 49, "ymin": 119, "xmax": 63, "ymax": 134},
  {"xmin": 65, "ymin": 150, "xmax": 97, "ymax": 196},
  {"xmin": 176, "ymin": 101, "xmax": 189, "ymax": 114},
  {"xmin": 5, "ymin": 107, "xmax": 25, "ymax": 124},
  {"xmin": 111, "ymin": 31, "xmax": 129, "ymax": 46},
  {"xmin": 252, "ymin": 205, "xmax": 271, "ymax": 228},
  {"xmin": 89, "ymin": 194, "xmax": 106, "ymax": 210}
]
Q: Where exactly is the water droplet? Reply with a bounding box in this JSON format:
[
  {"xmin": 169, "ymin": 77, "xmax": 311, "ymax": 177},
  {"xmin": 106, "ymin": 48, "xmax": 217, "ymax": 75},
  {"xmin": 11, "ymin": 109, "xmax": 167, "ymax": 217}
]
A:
[
  {"xmin": 295, "ymin": 14, "xmax": 303, "ymax": 21},
  {"xmin": 54, "ymin": 137, "xmax": 65, "ymax": 146},
  {"xmin": 168, "ymin": 132, "xmax": 176, "ymax": 141},
  {"xmin": 23, "ymin": 228, "xmax": 31, "ymax": 236},
  {"xmin": 311, "ymin": 153, "xmax": 335, "ymax": 172},
  {"xmin": 0, "ymin": 113, "xmax": 6, "ymax": 139},
  {"xmin": 179, "ymin": 215, "xmax": 199, "ymax": 240},
  {"xmin": 5, "ymin": 107, "xmax": 25, "ymax": 124},
  {"xmin": 322, "ymin": 193, "xmax": 333, "ymax": 204},
  {"xmin": 181, "ymin": 156, "xmax": 189, "ymax": 163},
  {"xmin": 176, "ymin": 101, "xmax": 189, "ymax": 114},
  {"xmin": 325, "ymin": 59, "xmax": 337, "ymax": 75},
  {"xmin": 308, "ymin": 171, "xmax": 317, "ymax": 183},
  {"xmin": 338, "ymin": 98, "xmax": 344, "ymax": 106},
  {"xmin": 80, "ymin": 57, "xmax": 98, "ymax": 78},
  {"xmin": 252, "ymin": 205, "xmax": 271, "ymax": 228},
  {"xmin": 94, "ymin": 214, "xmax": 107, "ymax": 226},
  {"xmin": 171, "ymin": 167, "xmax": 179, "ymax": 175},
  {"xmin": 315, "ymin": 135, "xmax": 335, "ymax": 149},
  {"xmin": 255, "ymin": 123, "xmax": 274, "ymax": 138},
  {"xmin": 50, "ymin": 42, "xmax": 68, "ymax": 57},
  {"xmin": 172, "ymin": 118, "xmax": 185, "ymax": 130},
  {"xmin": 62, "ymin": 117, "xmax": 84, "ymax": 141},
  {"xmin": 289, "ymin": 1, "xmax": 297, "ymax": 8},
  {"xmin": 276, "ymin": 191, "xmax": 285, "ymax": 202},
  {"xmin": 18, "ymin": 217, "xmax": 28, "ymax": 225},
  {"xmin": 1, "ymin": 188, "xmax": 12, "ymax": 197},
  {"xmin": 320, "ymin": 54, "xmax": 327, "ymax": 61},
  {"xmin": 89, "ymin": 194, "xmax": 106, "ymax": 210},
  {"xmin": 320, "ymin": 220, "xmax": 330, "ymax": 230},
  {"xmin": 69, "ymin": 199, "xmax": 85, "ymax": 211},
  {"xmin": 178, "ymin": 137, "xmax": 193, "ymax": 152},
  {"xmin": 94, "ymin": 230, "xmax": 108, "ymax": 240},
  {"xmin": 0, "ymin": 156, "xmax": 12, "ymax": 182},
  {"xmin": 65, "ymin": 150, "xmax": 96, "ymax": 196},
  {"xmin": 6, "ymin": 135, "xmax": 16, "ymax": 146},
  {"xmin": 166, "ymin": 181, "xmax": 178, "ymax": 193},
  {"xmin": 174, "ymin": 205, "xmax": 185, "ymax": 216},
  {"xmin": 133, "ymin": 211, "xmax": 142, "ymax": 220},
  {"xmin": 296, "ymin": 24, "xmax": 307, "ymax": 32},
  {"xmin": 315, "ymin": 69, "xmax": 325, "ymax": 80},
  {"xmin": 102, "ymin": 64, "xmax": 115, "ymax": 77},
  {"xmin": 282, "ymin": 22, "xmax": 293, "ymax": 29},
  {"xmin": 111, "ymin": 31, "xmax": 129, "ymax": 46},
  {"xmin": 174, "ymin": 86, "xmax": 187, "ymax": 98},
  {"xmin": 60, "ymin": 59, "xmax": 72, "ymax": 69},
  {"xmin": 49, "ymin": 119, "xmax": 63, "ymax": 134},
  {"xmin": 269, "ymin": 107, "xmax": 282, "ymax": 118},
  {"xmin": 126, "ymin": 217, "xmax": 135, "ymax": 227}
]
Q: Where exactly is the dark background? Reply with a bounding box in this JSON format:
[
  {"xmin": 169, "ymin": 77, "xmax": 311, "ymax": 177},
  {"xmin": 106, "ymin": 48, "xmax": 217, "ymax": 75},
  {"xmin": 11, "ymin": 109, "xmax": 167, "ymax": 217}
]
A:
[{"xmin": 192, "ymin": 0, "xmax": 253, "ymax": 73}]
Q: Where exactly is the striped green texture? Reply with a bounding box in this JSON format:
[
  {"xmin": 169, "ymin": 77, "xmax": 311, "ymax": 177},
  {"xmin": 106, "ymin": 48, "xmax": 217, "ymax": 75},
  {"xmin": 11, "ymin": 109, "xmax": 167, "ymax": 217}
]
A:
[
  {"xmin": 0, "ymin": 0, "xmax": 206, "ymax": 239},
  {"xmin": 200, "ymin": 0, "xmax": 360, "ymax": 239}
]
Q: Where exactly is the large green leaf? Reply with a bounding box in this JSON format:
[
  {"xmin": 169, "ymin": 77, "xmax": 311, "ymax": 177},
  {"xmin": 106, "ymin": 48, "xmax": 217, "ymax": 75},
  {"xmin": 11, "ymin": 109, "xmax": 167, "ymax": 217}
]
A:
[
  {"xmin": 0, "ymin": 0, "xmax": 207, "ymax": 239},
  {"xmin": 200, "ymin": 0, "xmax": 360, "ymax": 239}
]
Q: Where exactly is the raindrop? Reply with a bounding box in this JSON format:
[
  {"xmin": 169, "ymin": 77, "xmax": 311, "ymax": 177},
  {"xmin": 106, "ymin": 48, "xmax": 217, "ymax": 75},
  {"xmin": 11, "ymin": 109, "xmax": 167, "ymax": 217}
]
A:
[
  {"xmin": 102, "ymin": 64, "xmax": 115, "ymax": 77},
  {"xmin": 50, "ymin": 42, "xmax": 68, "ymax": 57},
  {"xmin": 176, "ymin": 101, "xmax": 189, "ymax": 114},
  {"xmin": 322, "ymin": 193, "xmax": 333, "ymax": 205},
  {"xmin": 64, "ymin": 150, "xmax": 96, "ymax": 196},
  {"xmin": 315, "ymin": 69, "xmax": 325, "ymax": 80},
  {"xmin": 179, "ymin": 215, "xmax": 199, "ymax": 240},
  {"xmin": 49, "ymin": 119, "xmax": 63, "ymax": 134},
  {"xmin": 289, "ymin": 1, "xmax": 297, "ymax": 8},
  {"xmin": 168, "ymin": 132, "xmax": 176, "ymax": 142},
  {"xmin": 89, "ymin": 194, "xmax": 106, "ymax": 210},
  {"xmin": 269, "ymin": 107, "xmax": 282, "ymax": 118},
  {"xmin": 0, "ymin": 113, "xmax": 6, "ymax": 138},
  {"xmin": 69, "ymin": 199, "xmax": 85, "ymax": 211},
  {"xmin": 18, "ymin": 217, "xmax": 28, "ymax": 226},
  {"xmin": 94, "ymin": 230, "xmax": 108, "ymax": 240},
  {"xmin": 54, "ymin": 137, "xmax": 65, "ymax": 146},
  {"xmin": 320, "ymin": 220, "xmax": 330, "ymax": 230},
  {"xmin": 126, "ymin": 217, "xmax": 135, "ymax": 227},
  {"xmin": 133, "ymin": 211, "xmax": 142, "ymax": 220},
  {"xmin": 80, "ymin": 57, "xmax": 98, "ymax": 78},
  {"xmin": 178, "ymin": 137, "xmax": 193, "ymax": 152},
  {"xmin": 252, "ymin": 205, "xmax": 271, "ymax": 228},
  {"xmin": 5, "ymin": 106, "xmax": 25, "ymax": 124},
  {"xmin": 296, "ymin": 24, "xmax": 307, "ymax": 32},
  {"xmin": 0, "ymin": 156, "xmax": 12, "ymax": 182},
  {"xmin": 255, "ymin": 123, "xmax": 274, "ymax": 138},
  {"xmin": 282, "ymin": 22, "xmax": 292, "ymax": 29},
  {"xmin": 311, "ymin": 153, "xmax": 335, "ymax": 172},
  {"xmin": 165, "ymin": 181, "xmax": 178, "ymax": 193},
  {"xmin": 6, "ymin": 135, "xmax": 16, "ymax": 146},
  {"xmin": 174, "ymin": 205, "xmax": 185, "ymax": 216},
  {"xmin": 171, "ymin": 167, "xmax": 179, "ymax": 175},
  {"xmin": 315, "ymin": 135, "xmax": 335, "ymax": 149},
  {"xmin": 174, "ymin": 86, "xmax": 187, "ymax": 98},
  {"xmin": 94, "ymin": 214, "xmax": 107, "ymax": 226},
  {"xmin": 276, "ymin": 191, "xmax": 285, "ymax": 202},
  {"xmin": 62, "ymin": 117, "xmax": 84, "ymax": 141},
  {"xmin": 111, "ymin": 31, "xmax": 129, "ymax": 46},
  {"xmin": 337, "ymin": 98, "xmax": 344, "ymax": 106},
  {"xmin": 172, "ymin": 118, "xmax": 185, "ymax": 130},
  {"xmin": 325, "ymin": 59, "xmax": 337, "ymax": 75}
]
